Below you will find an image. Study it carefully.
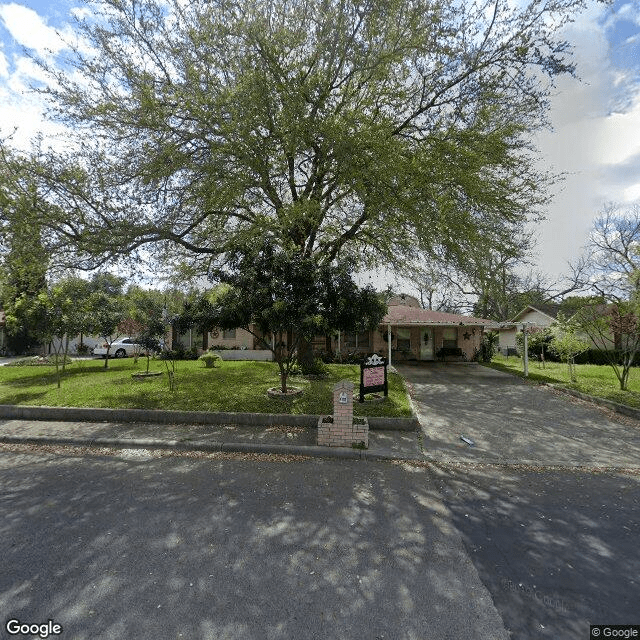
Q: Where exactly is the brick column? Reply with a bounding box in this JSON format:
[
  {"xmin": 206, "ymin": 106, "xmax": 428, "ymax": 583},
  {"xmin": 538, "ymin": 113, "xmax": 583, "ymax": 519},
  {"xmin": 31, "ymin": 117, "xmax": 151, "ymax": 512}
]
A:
[{"xmin": 317, "ymin": 380, "xmax": 368, "ymax": 448}]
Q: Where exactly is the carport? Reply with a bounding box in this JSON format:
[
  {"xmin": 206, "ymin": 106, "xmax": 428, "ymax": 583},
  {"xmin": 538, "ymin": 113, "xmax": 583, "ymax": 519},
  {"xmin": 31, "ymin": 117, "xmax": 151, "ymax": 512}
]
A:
[{"xmin": 379, "ymin": 305, "xmax": 496, "ymax": 366}]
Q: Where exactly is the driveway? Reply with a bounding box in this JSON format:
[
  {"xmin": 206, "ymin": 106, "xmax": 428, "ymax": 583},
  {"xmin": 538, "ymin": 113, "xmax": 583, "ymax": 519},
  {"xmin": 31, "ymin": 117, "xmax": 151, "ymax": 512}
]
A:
[{"xmin": 396, "ymin": 363, "xmax": 640, "ymax": 468}]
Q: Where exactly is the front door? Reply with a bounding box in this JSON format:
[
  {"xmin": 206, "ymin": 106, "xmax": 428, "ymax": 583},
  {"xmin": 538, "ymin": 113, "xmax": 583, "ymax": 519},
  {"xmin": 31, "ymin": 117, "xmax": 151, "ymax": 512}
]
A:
[{"xmin": 420, "ymin": 328, "xmax": 434, "ymax": 360}]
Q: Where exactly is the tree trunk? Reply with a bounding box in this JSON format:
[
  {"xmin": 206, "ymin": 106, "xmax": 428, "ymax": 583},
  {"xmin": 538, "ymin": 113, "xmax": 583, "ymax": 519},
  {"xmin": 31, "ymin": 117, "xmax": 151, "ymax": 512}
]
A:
[
  {"xmin": 278, "ymin": 361, "xmax": 288, "ymax": 393},
  {"xmin": 297, "ymin": 336, "xmax": 314, "ymax": 373}
]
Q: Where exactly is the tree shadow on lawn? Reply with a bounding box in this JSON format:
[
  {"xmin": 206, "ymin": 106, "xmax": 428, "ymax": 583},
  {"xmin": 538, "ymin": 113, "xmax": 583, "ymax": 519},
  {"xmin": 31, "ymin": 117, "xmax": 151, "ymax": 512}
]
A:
[
  {"xmin": 0, "ymin": 362, "xmax": 139, "ymax": 389},
  {"xmin": 0, "ymin": 391, "xmax": 48, "ymax": 405}
]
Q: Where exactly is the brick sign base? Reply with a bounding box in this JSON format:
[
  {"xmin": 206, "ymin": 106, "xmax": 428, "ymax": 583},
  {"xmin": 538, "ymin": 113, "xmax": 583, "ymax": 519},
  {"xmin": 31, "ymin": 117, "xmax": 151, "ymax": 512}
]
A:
[{"xmin": 317, "ymin": 380, "xmax": 369, "ymax": 448}]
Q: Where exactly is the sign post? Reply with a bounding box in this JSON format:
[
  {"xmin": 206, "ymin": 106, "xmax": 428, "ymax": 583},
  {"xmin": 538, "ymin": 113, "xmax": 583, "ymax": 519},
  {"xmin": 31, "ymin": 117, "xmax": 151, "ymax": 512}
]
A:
[{"xmin": 359, "ymin": 354, "xmax": 388, "ymax": 403}]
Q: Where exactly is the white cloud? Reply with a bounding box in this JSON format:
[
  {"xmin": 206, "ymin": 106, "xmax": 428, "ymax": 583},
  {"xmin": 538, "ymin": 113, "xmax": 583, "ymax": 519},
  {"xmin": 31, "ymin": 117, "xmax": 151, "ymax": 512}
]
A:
[
  {"xmin": 0, "ymin": 48, "xmax": 8, "ymax": 77},
  {"xmin": 528, "ymin": 1, "xmax": 640, "ymax": 278},
  {"xmin": 0, "ymin": 3, "xmax": 73, "ymax": 56}
]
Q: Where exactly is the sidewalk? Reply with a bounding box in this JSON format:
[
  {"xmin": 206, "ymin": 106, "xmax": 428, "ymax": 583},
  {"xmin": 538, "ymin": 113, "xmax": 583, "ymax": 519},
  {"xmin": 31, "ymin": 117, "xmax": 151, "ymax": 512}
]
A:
[{"xmin": 0, "ymin": 416, "xmax": 425, "ymax": 461}]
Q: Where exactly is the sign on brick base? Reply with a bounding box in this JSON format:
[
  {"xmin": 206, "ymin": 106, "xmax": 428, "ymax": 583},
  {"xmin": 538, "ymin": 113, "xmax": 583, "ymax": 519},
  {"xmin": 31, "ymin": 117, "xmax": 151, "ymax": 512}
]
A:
[{"xmin": 317, "ymin": 379, "xmax": 369, "ymax": 448}]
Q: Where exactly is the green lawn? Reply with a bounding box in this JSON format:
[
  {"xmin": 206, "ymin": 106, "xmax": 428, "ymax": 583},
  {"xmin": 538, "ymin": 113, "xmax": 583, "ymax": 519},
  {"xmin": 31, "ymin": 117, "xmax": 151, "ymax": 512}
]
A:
[
  {"xmin": 0, "ymin": 357, "xmax": 413, "ymax": 417},
  {"xmin": 484, "ymin": 353, "xmax": 640, "ymax": 409}
]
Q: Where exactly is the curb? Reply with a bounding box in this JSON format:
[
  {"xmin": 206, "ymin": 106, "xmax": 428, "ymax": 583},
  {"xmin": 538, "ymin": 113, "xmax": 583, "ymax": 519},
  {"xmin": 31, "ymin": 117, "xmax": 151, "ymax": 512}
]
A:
[
  {"xmin": 547, "ymin": 385, "xmax": 640, "ymax": 420},
  {"xmin": 0, "ymin": 404, "xmax": 419, "ymax": 431},
  {"xmin": 0, "ymin": 434, "xmax": 425, "ymax": 463}
]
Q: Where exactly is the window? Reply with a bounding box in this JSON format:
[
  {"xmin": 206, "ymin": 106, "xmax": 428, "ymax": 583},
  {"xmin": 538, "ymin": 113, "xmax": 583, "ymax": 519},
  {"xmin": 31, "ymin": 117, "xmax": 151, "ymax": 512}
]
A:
[
  {"xmin": 344, "ymin": 331, "xmax": 370, "ymax": 348},
  {"xmin": 442, "ymin": 328, "xmax": 457, "ymax": 348},
  {"xmin": 396, "ymin": 328, "xmax": 411, "ymax": 351},
  {"xmin": 344, "ymin": 332, "xmax": 357, "ymax": 348},
  {"xmin": 223, "ymin": 329, "xmax": 236, "ymax": 339},
  {"xmin": 357, "ymin": 331, "xmax": 370, "ymax": 348}
]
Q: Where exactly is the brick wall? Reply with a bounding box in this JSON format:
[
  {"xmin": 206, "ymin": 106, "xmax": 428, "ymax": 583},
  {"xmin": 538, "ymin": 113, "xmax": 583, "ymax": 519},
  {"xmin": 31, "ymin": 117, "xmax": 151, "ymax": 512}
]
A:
[{"xmin": 317, "ymin": 380, "xmax": 369, "ymax": 448}]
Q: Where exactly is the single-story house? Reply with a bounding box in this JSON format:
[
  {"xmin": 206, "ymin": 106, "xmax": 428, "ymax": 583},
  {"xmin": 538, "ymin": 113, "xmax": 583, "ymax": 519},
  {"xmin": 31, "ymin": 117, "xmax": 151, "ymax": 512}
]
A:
[
  {"xmin": 24, "ymin": 294, "xmax": 496, "ymax": 365},
  {"xmin": 170, "ymin": 294, "xmax": 497, "ymax": 365},
  {"xmin": 498, "ymin": 304, "xmax": 560, "ymax": 355},
  {"xmin": 339, "ymin": 295, "xmax": 497, "ymax": 365}
]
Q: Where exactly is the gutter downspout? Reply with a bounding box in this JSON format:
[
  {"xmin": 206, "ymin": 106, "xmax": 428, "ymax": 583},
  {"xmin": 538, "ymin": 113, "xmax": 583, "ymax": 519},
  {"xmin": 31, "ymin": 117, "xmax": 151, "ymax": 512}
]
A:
[{"xmin": 388, "ymin": 323, "xmax": 392, "ymax": 366}]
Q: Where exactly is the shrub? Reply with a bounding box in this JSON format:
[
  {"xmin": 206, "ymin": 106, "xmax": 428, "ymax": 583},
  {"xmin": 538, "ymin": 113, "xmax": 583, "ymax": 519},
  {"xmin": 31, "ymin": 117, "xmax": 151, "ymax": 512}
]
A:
[
  {"xmin": 573, "ymin": 349, "xmax": 638, "ymax": 366},
  {"xmin": 199, "ymin": 352, "xmax": 222, "ymax": 368},
  {"xmin": 473, "ymin": 332, "xmax": 498, "ymax": 362},
  {"xmin": 75, "ymin": 343, "xmax": 90, "ymax": 356},
  {"xmin": 299, "ymin": 356, "xmax": 328, "ymax": 376}
]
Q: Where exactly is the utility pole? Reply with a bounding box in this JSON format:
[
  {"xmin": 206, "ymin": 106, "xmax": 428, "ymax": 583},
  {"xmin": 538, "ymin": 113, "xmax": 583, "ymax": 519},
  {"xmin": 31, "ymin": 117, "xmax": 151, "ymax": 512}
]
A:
[{"xmin": 522, "ymin": 324, "xmax": 529, "ymax": 377}]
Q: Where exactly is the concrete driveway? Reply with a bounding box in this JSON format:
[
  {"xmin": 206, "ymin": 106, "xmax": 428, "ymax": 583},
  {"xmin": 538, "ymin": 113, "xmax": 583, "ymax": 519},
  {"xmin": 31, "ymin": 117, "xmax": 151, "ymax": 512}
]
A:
[{"xmin": 396, "ymin": 363, "xmax": 640, "ymax": 468}]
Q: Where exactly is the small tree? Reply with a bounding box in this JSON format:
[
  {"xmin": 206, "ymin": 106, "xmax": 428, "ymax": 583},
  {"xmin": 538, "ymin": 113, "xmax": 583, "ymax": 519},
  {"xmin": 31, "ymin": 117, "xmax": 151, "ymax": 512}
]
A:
[
  {"xmin": 549, "ymin": 314, "xmax": 590, "ymax": 383},
  {"xmin": 86, "ymin": 292, "xmax": 125, "ymax": 368},
  {"xmin": 573, "ymin": 303, "xmax": 640, "ymax": 390},
  {"xmin": 474, "ymin": 332, "xmax": 498, "ymax": 363},
  {"xmin": 516, "ymin": 327, "xmax": 554, "ymax": 367},
  {"xmin": 189, "ymin": 241, "xmax": 387, "ymax": 393},
  {"xmin": 125, "ymin": 287, "xmax": 167, "ymax": 373}
]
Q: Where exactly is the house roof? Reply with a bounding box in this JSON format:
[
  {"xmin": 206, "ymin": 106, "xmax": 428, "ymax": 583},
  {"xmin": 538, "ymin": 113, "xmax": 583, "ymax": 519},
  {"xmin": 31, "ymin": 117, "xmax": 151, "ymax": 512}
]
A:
[
  {"xmin": 510, "ymin": 303, "xmax": 561, "ymax": 323},
  {"xmin": 382, "ymin": 305, "xmax": 493, "ymax": 327}
]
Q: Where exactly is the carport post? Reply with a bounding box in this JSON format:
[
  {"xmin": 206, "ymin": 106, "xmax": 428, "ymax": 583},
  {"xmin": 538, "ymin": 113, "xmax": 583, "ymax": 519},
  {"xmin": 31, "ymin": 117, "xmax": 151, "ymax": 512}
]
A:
[
  {"xmin": 522, "ymin": 324, "xmax": 529, "ymax": 377},
  {"xmin": 387, "ymin": 323, "xmax": 392, "ymax": 366}
]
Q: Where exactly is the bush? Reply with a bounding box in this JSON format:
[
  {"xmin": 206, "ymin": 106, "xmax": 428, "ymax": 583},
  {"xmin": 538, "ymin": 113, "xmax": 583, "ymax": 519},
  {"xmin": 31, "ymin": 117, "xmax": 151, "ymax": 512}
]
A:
[
  {"xmin": 199, "ymin": 352, "xmax": 222, "ymax": 368},
  {"xmin": 573, "ymin": 349, "xmax": 638, "ymax": 366},
  {"xmin": 473, "ymin": 332, "xmax": 498, "ymax": 362},
  {"xmin": 159, "ymin": 344, "xmax": 199, "ymax": 360},
  {"xmin": 300, "ymin": 356, "xmax": 328, "ymax": 376},
  {"xmin": 75, "ymin": 343, "xmax": 90, "ymax": 355}
]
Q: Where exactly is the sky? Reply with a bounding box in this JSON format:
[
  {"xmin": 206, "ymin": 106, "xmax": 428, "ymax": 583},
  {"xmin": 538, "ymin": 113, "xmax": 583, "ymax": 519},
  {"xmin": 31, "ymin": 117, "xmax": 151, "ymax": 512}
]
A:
[{"xmin": 0, "ymin": 0, "xmax": 640, "ymax": 289}]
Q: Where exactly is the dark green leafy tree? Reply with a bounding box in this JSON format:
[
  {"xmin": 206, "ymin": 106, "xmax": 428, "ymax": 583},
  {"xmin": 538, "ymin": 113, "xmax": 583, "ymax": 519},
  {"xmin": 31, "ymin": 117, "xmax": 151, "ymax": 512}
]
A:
[
  {"xmin": 1, "ymin": 151, "xmax": 50, "ymax": 354},
  {"xmin": 30, "ymin": 0, "xmax": 588, "ymax": 278},
  {"xmin": 124, "ymin": 286, "xmax": 167, "ymax": 372},
  {"xmin": 86, "ymin": 292, "xmax": 125, "ymax": 368},
  {"xmin": 180, "ymin": 240, "xmax": 387, "ymax": 393}
]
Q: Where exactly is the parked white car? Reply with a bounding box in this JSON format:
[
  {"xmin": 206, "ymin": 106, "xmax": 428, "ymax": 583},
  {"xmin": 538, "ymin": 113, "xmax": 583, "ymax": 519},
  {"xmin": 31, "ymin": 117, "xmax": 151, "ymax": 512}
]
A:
[{"xmin": 93, "ymin": 338, "xmax": 142, "ymax": 359}]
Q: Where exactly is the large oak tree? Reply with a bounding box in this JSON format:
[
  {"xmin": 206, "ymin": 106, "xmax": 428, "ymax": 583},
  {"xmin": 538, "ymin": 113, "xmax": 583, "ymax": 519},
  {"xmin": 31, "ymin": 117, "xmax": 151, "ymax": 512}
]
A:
[{"xmin": 28, "ymin": 0, "xmax": 589, "ymax": 277}]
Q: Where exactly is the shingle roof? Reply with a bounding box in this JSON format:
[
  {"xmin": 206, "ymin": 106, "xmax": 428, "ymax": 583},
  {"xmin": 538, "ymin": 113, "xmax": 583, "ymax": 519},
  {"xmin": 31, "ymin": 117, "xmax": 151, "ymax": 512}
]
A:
[
  {"xmin": 381, "ymin": 305, "xmax": 491, "ymax": 326},
  {"xmin": 510, "ymin": 303, "xmax": 561, "ymax": 322}
]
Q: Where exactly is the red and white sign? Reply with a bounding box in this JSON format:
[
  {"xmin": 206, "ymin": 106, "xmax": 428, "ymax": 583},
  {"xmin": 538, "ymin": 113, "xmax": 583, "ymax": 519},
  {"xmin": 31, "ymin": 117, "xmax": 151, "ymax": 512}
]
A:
[{"xmin": 363, "ymin": 366, "xmax": 384, "ymax": 387}]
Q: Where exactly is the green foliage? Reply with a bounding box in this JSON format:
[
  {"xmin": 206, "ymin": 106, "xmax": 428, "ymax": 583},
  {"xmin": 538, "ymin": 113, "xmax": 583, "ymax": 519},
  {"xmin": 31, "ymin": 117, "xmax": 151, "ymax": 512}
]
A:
[
  {"xmin": 0, "ymin": 165, "xmax": 50, "ymax": 354},
  {"xmin": 549, "ymin": 313, "xmax": 591, "ymax": 383},
  {"xmin": 473, "ymin": 332, "xmax": 498, "ymax": 363},
  {"xmin": 26, "ymin": 0, "xmax": 586, "ymax": 279},
  {"xmin": 572, "ymin": 302, "xmax": 640, "ymax": 390},
  {"xmin": 198, "ymin": 352, "xmax": 222, "ymax": 368},
  {"xmin": 516, "ymin": 327, "xmax": 555, "ymax": 360},
  {"xmin": 178, "ymin": 240, "xmax": 387, "ymax": 391},
  {"xmin": 296, "ymin": 357, "xmax": 328, "ymax": 377}
]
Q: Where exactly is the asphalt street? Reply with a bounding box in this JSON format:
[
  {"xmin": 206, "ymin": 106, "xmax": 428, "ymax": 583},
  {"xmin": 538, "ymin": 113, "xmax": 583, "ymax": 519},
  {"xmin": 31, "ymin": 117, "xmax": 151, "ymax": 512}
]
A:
[
  {"xmin": 0, "ymin": 449, "xmax": 508, "ymax": 640},
  {"xmin": 430, "ymin": 461, "xmax": 640, "ymax": 639}
]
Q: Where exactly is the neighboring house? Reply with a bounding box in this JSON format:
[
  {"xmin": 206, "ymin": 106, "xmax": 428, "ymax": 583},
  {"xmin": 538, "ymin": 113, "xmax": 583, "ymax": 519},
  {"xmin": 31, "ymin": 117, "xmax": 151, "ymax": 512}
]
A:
[
  {"xmin": 498, "ymin": 304, "xmax": 560, "ymax": 355},
  {"xmin": 498, "ymin": 302, "xmax": 627, "ymax": 355}
]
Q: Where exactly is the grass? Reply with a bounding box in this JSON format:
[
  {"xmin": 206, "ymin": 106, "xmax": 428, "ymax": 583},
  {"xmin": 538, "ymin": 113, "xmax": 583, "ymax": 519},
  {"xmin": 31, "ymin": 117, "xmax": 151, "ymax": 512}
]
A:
[
  {"xmin": 484, "ymin": 353, "xmax": 640, "ymax": 409},
  {"xmin": 0, "ymin": 357, "xmax": 414, "ymax": 418}
]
